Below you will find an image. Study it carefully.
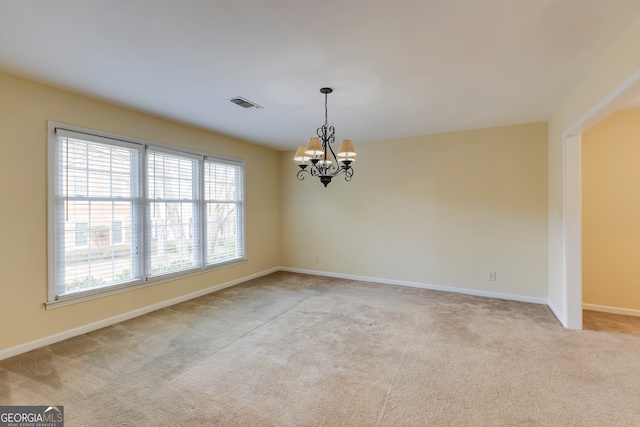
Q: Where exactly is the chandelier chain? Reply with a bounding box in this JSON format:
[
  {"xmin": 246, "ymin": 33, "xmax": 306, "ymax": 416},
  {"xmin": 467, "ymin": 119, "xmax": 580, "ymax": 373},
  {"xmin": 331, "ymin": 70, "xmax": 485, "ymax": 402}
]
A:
[{"xmin": 324, "ymin": 92, "xmax": 328, "ymax": 127}]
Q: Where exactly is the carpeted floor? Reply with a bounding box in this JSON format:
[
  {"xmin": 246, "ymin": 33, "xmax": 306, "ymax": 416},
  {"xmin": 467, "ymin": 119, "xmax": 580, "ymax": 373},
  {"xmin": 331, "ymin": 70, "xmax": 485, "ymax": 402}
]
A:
[{"xmin": 2, "ymin": 272, "xmax": 640, "ymax": 426}]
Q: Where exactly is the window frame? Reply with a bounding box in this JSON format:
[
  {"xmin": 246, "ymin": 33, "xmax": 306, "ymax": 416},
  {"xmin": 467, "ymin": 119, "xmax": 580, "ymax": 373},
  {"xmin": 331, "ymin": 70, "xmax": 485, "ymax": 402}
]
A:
[
  {"xmin": 47, "ymin": 121, "xmax": 246, "ymax": 308},
  {"xmin": 145, "ymin": 146, "xmax": 203, "ymax": 278}
]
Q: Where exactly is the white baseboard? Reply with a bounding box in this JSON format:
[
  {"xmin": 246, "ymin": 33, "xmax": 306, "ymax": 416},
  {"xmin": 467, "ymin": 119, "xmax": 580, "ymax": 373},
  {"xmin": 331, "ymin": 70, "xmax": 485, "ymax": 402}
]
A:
[
  {"xmin": 0, "ymin": 266, "xmax": 564, "ymax": 361},
  {"xmin": 546, "ymin": 299, "xmax": 566, "ymax": 327},
  {"xmin": 583, "ymin": 303, "xmax": 640, "ymax": 318},
  {"xmin": 280, "ymin": 267, "xmax": 549, "ymax": 306},
  {"xmin": 0, "ymin": 267, "xmax": 279, "ymax": 361}
]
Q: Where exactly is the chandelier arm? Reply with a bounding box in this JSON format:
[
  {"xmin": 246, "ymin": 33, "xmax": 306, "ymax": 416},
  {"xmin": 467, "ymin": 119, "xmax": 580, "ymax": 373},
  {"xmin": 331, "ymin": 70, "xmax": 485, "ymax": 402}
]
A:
[
  {"xmin": 296, "ymin": 169, "xmax": 309, "ymax": 181},
  {"xmin": 325, "ymin": 126, "xmax": 337, "ymax": 160},
  {"xmin": 326, "ymin": 166, "xmax": 352, "ymax": 181},
  {"xmin": 298, "ymin": 165, "xmax": 327, "ymax": 179},
  {"xmin": 343, "ymin": 167, "xmax": 354, "ymax": 181}
]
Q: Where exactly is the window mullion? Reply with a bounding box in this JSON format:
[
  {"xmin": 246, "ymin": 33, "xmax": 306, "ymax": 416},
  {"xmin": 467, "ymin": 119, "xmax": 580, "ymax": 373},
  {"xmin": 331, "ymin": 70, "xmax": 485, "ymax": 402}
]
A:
[
  {"xmin": 199, "ymin": 157, "xmax": 206, "ymax": 269},
  {"xmin": 136, "ymin": 144, "xmax": 147, "ymax": 282}
]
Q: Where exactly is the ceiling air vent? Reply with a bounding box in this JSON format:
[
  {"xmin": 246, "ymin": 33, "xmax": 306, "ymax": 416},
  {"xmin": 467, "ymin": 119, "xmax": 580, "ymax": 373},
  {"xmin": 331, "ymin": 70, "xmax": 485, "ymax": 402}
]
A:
[{"xmin": 229, "ymin": 96, "xmax": 263, "ymax": 110}]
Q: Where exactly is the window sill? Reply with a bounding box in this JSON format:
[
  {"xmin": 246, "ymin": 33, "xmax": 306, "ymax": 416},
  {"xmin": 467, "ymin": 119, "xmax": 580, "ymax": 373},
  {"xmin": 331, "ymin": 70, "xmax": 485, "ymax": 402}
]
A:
[{"xmin": 45, "ymin": 258, "xmax": 247, "ymax": 310}]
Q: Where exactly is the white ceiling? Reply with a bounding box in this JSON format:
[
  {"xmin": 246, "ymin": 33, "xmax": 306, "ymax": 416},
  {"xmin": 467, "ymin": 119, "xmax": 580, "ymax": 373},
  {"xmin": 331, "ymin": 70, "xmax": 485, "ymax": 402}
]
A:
[{"xmin": 1, "ymin": 0, "xmax": 640, "ymax": 151}]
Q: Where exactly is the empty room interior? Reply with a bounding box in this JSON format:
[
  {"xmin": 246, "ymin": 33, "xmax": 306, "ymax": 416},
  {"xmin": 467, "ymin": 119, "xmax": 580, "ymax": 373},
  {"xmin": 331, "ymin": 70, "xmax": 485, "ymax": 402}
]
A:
[{"xmin": 2, "ymin": 1, "xmax": 640, "ymax": 425}]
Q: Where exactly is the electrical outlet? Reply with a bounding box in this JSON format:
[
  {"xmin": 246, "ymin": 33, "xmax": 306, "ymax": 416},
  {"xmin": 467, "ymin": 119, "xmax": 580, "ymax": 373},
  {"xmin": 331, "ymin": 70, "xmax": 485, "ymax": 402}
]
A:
[
  {"xmin": 314, "ymin": 256, "xmax": 320, "ymax": 264},
  {"xmin": 488, "ymin": 271, "xmax": 496, "ymax": 281},
  {"xmin": 296, "ymin": 253, "xmax": 301, "ymax": 261}
]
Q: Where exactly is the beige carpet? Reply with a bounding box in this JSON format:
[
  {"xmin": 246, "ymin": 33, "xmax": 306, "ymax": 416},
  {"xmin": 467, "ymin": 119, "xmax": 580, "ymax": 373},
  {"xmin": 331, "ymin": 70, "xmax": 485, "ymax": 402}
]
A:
[{"xmin": 2, "ymin": 272, "xmax": 640, "ymax": 426}]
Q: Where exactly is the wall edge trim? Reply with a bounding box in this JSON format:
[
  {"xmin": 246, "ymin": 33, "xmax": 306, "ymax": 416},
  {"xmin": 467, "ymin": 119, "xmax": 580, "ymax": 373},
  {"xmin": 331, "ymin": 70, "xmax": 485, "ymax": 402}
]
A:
[
  {"xmin": 280, "ymin": 267, "xmax": 548, "ymax": 305},
  {"xmin": 546, "ymin": 298, "xmax": 565, "ymax": 327},
  {"xmin": 583, "ymin": 303, "xmax": 640, "ymax": 318}
]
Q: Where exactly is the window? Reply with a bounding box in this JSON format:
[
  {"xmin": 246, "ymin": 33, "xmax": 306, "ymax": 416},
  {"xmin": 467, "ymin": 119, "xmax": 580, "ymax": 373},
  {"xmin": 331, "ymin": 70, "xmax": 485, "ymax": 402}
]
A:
[
  {"xmin": 147, "ymin": 149, "xmax": 201, "ymax": 276},
  {"xmin": 204, "ymin": 160, "xmax": 244, "ymax": 264},
  {"xmin": 48, "ymin": 122, "xmax": 245, "ymax": 304}
]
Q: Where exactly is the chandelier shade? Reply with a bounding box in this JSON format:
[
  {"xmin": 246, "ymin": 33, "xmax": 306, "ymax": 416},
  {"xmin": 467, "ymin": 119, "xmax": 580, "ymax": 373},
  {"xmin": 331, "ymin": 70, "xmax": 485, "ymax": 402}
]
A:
[
  {"xmin": 337, "ymin": 139, "xmax": 356, "ymax": 160},
  {"xmin": 305, "ymin": 137, "xmax": 323, "ymax": 156},
  {"xmin": 294, "ymin": 145, "xmax": 311, "ymax": 162},
  {"xmin": 294, "ymin": 87, "xmax": 356, "ymax": 187}
]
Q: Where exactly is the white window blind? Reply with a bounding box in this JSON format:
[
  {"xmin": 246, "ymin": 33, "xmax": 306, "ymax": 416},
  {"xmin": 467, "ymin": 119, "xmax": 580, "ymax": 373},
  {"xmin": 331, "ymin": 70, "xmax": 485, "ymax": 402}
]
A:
[
  {"xmin": 204, "ymin": 159, "xmax": 244, "ymax": 265},
  {"xmin": 147, "ymin": 149, "xmax": 201, "ymax": 277},
  {"xmin": 52, "ymin": 130, "xmax": 142, "ymax": 298},
  {"xmin": 48, "ymin": 123, "xmax": 245, "ymax": 304}
]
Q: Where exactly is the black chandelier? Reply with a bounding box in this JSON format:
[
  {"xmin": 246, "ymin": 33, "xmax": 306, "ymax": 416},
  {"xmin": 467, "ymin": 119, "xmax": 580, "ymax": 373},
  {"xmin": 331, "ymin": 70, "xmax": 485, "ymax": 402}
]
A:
[{"xmin": 294, "ymin": 87, "xmax": 357, "ymax": 187}]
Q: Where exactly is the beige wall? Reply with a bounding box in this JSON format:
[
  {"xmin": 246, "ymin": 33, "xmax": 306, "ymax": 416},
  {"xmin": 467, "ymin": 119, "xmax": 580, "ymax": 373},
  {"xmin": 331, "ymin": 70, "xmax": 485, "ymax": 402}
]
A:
[
  {"xmin": 548, "ymin": 13, "xmax": 640, "ymax": 324},
  {"xmin": 582, "ymin": 109, "xmax": 640, "ymax": 311},
  {"xmin": 281, "ymin": 123, "xmax": 548, "ymax": 298},
  {"xmin": 0, "ymin": 71, "xmax": 281, "ymax": 352}
]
